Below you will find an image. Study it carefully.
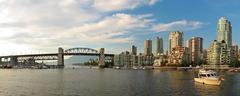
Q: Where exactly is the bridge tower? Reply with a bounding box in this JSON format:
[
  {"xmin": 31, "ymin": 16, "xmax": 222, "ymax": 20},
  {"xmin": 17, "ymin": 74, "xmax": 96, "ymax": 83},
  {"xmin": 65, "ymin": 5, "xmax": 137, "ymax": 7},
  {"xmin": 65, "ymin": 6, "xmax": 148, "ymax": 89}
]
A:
[
  {"xmin": 99, "ymin": 48, "xmax": 105, "ymax": 68},
  {"xmin": 58, "ymin": 47, "xmax": 64, "ymax": 67}
]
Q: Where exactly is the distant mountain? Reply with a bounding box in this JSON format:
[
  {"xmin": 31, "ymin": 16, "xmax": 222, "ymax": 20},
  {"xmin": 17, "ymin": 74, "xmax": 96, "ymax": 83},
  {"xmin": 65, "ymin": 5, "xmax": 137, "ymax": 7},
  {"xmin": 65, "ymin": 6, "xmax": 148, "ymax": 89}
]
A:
[
  {"xmin": 64, "ymin": 56, "xmax": 98, "ymax": 65},
  {"xmin": 43, "ymin": 56, "xmax": 98, "ymax": 65}
]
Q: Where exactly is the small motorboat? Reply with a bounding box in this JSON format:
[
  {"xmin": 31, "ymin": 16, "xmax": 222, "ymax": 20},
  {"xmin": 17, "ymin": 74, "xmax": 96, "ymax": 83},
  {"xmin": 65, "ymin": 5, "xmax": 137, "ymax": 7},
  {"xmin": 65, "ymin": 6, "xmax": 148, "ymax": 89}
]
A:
[
  {"xmin": 132, "ymin": 66, "xmax": 138, "ymax": 70},
  {"xmin": 194, "ymin": 69, "xmax": 222, "ymax": 85},
  {"xmin": 115, "ymin": 66, "xmax": 121, "ymax": 69},
  {"xmin": 228, "ymin": 68, "xmax": 238, "ymax": 72}
]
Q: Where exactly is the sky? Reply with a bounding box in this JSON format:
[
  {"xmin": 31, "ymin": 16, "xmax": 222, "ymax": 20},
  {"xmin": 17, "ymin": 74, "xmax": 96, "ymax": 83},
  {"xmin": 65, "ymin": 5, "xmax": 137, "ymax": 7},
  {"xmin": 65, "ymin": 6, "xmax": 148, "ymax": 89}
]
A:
[{"xmin": 0, "ymin": 0, "xmax": 240, "ymax": 55}]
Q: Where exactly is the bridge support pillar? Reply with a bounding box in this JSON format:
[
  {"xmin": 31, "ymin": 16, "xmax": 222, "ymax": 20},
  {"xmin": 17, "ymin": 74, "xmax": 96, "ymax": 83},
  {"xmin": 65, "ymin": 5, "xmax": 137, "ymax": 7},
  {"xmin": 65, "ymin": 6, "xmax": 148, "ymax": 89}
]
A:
[
  {"xmin": 10, "ymin": 57, "xmax": 18, "ymax": 66},
  {"xmin": 98, "ymin": 48, "xmax": 105, "ymax": 68},
  {"xmin": 0, "ymin": 57, "xmax": 2, "ymax": 65},
  {"xmin": 58, "ymin": 47, "xmax": 64, "ymax": 67}
]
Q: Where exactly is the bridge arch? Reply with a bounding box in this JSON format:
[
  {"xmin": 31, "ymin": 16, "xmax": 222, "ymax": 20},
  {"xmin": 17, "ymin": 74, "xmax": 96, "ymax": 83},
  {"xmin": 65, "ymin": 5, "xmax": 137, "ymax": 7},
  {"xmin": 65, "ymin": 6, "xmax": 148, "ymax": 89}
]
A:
[{"xmin": 64, "ymin": 47, "xmax": 98, "ymax": 54}]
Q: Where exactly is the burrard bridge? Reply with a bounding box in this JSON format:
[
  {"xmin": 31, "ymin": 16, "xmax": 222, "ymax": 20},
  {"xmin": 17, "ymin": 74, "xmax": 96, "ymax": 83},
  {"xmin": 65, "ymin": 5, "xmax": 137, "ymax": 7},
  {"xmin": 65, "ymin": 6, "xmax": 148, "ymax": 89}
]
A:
[{"xmin": 0, "ymin": 47, "xmax": 114, "ymax": 67}]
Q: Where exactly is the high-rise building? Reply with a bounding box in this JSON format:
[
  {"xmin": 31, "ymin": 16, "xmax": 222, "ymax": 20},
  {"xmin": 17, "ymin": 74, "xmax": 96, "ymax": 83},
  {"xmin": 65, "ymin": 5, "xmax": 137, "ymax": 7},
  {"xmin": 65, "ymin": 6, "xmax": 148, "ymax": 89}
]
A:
[
  {"xmin": 238, "ymin": 49, "xmax": 240, "ymax": 61},
  {"xmin": 168, "ymin": 46, "xmax": 190, "ymax": 66},
  {"xmin": 207, "ymin": 40, "xmax": 221, "ymax": 65},
  {"xmin": 231, "ymin": 45, "xmax": 238, "ymax": 65},
  {"xmin": 217, "ymin": 17, "xmax": 232, "ymax": 48},
  {"xmin": 188, "ymin": 37, "xmax": 203, "ymax": 65},
  {"xmin": 169, "ymin": 31, "xmax": 183, "ymax": 53},
  {"xmin": 131, "ymin": 45, "xmax": 137, "ymax": 55},
  {"xmin": 144, "ymin": 39, "xmax": 152, "ymax": 56},
  {"xmin": 207, "ymin": 40, "xmax": 232, "ymax": 66},
  {"xmin": 207, "ymin": 17, "xmax": 233, "ymax": 67},
  {"xmin": 156, "ymin": 37, "xmax": 163, "ymax": 55},
  {"xmin": 202, "ymin": 49, "xmax": 208, "ymax": 64},
  {"xmin": 114, "ymin": 51, "xmax": 154, "ymax": 67}
]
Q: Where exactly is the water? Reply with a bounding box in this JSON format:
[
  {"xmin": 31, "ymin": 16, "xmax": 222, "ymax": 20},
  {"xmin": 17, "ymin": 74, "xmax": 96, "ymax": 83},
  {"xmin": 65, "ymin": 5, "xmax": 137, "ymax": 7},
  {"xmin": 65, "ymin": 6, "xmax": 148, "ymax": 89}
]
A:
[{"xmin": 0, "ymin": 69, "xmax": 239, "ymax": 96}]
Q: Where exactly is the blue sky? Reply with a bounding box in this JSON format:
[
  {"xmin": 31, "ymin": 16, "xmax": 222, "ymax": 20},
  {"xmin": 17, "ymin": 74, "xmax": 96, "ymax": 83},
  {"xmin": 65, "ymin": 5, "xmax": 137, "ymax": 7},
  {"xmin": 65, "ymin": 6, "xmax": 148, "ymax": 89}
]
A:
[
  {"xmin": 0, "ymin": 0, "xmax": 239, "ymax": 55},
  {"xmin": 125, "ymin": 0, "xmax": 240, "ymax": 53}
]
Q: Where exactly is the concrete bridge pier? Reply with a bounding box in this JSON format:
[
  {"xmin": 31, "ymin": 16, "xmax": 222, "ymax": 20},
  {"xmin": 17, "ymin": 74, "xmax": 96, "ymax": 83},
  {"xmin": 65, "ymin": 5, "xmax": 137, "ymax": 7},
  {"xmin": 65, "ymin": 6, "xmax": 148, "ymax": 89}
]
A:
[
  {"xmin": 0, "ymin": 57, "xmax": 2, "ymax": 65},
  {"xmin": 98, "ymin": 48, "xmax": 105, "ymax": 68},
  {"xmin": 58, "ymin": 47, "xmax": 64, "ymax": 67},
  {"xmin": 10, "ymin": 57, "xmax": 18, "ymax": 66}
]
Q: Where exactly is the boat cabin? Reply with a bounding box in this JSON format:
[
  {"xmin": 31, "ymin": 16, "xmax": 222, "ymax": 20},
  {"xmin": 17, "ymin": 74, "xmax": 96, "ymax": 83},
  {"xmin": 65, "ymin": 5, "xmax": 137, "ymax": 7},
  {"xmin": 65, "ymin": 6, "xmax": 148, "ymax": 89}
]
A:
[{"xmin": 198, "ymin": 70, "xmax": 218, "ymax": 78}]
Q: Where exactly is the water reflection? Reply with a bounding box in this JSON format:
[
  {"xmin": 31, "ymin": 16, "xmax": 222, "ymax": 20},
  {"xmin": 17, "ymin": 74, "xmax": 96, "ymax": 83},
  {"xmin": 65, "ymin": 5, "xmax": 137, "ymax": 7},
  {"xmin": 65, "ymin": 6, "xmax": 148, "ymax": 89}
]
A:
[
  {"xmin": 0, "ymin": 69, "xmax": 239, "ymax": 96},
  {"xmin": 194, "ymin": 82, "xmax": 220, "ymax": 96},
  {"xmin": 55, "ymin": 69, "xmax": 64, "ymax": 96}
]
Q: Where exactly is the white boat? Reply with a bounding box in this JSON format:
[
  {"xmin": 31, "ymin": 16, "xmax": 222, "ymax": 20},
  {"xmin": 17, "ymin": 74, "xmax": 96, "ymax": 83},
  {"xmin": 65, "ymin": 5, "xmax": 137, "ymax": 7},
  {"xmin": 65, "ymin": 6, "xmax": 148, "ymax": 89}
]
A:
[
  {"xmin": 132, "ymin": 66, "xmax": 138, "ymax": 70},
  {"xmin": 194, "ymin": 69, "xmax": 221, "ymax": 85},
  {"xmin": 115, "ymin": 66, "xmax": 120, "ymax": 69}
]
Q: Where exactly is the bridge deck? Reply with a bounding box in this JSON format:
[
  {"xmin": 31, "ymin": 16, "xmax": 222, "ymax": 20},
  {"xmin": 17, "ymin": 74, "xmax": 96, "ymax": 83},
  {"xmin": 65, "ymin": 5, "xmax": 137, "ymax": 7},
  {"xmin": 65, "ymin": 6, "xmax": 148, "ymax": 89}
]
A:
[{"xmin": 0, "ymin": 53, "xmax": 114, "ymax": 58}]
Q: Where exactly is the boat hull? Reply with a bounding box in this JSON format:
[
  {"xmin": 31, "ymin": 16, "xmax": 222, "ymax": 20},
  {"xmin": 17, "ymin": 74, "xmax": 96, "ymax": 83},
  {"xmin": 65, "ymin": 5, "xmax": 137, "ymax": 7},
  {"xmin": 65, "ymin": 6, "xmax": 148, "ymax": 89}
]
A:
[{"xmin": 194, "ymin": 78, "xmax": 221, "ymax": 85}]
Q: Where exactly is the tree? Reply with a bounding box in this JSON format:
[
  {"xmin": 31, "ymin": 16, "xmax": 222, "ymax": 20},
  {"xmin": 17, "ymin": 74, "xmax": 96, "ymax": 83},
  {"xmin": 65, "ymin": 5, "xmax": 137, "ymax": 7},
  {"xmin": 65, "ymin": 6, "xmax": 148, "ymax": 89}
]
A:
[
  {"xmin": 230, "ymin": 59, "xmax": 239, "ymax": 67},
  {"xmin": 181, "ymin": 59, "xmax": 189, "ymax": 67}
]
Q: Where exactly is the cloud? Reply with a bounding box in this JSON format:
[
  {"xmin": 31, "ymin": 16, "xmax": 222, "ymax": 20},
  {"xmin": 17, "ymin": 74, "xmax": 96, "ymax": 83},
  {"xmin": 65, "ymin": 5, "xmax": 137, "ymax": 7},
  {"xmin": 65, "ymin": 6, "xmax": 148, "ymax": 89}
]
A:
[
  {"xmin": 1, "ymin": 13, "xmax": 153, "ymax": 53},
  {"xmin": 152, "ymin": 20, "xmax": 203, "ymax": 32},
  {"xmin": 1, "ymin": 0, "xmax": 100, "ymax": 28},
  {"xmin": 0, "ymin": 0, "xmax": 159, "ymax": 52},
  {"xmin": 93, "ymin": 0, "xmax": 160, "ymax": 12},
  {"xmin": 0, "ymin": 0, "xmax": 159, "ymax": 28},
  {"xmin": 64, "ymin": 13, "xmax": 152, "ymax": 43},
  {"xmin": 149, "ymin": 0, "xmax": 160, "ymax": 5},
  {"xmin": 0, "ymin": 0, "xmax": 204, "ymax": 54},
  {"xmin": 3, "ymin": 14, "xmax": 204, "ymax": 54}
]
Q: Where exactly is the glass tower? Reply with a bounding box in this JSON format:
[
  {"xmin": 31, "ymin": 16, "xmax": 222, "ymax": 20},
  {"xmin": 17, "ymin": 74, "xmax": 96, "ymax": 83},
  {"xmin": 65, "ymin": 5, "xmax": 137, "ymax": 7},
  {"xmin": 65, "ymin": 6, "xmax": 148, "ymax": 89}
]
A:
[
  {"xmin": 156, "ymin": 37, "xmax": 163, "ymax": 55},
  {"xmin": 217, "ymin": 17, "xmax": 232, "ymax": 48}
]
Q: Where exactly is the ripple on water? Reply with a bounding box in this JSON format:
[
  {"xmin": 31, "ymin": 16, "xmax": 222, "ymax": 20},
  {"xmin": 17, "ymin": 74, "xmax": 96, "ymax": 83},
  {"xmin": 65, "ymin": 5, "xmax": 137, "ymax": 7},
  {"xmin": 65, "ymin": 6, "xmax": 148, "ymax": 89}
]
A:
[{"xmin": 0, "ymin": 69, "xmax": 239, "ymax": 96}]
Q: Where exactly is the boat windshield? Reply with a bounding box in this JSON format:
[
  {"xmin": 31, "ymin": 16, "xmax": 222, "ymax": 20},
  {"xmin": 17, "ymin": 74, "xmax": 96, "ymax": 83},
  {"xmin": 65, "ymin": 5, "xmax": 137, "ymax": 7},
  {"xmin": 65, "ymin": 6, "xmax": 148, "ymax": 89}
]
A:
[
  {"xmin": 211, "ymin": 74, "xmax": 217, "ymax": 76},
  {"xmin": 199, "ymin": 73, "xmax": 217, "ymax": 77},
  {"xmin": 199, "ymin": 74, "xmax": 206, "ymax": 77},
  {"xmin": 198, "ymin": 70, "xmax": 219, "ymax": 77}
]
